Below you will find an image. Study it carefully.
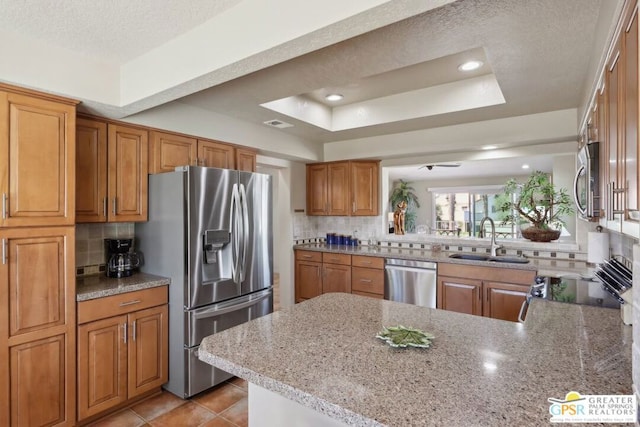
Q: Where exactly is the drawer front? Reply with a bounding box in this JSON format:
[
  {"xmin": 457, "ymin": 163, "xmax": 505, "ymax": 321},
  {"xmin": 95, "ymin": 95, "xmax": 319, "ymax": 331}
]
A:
[
  {"xmin": 352, "ymin": 290, "xmax": 384, "ymax": 300},
  {"xmin": 351, "ymin": 267, "xmax": 384, "ymax": 294},
  {"xmin": 351, "ymin": 255, "xmax": 384, "ymax": 269},
  {"xmin": 78, "ymin": 286, "xmax": 168, "ymax": 324},
  {"xmin": 322, "ymin": 252, "xmax": 351, "ymax": 265},
  {"xmin": 295, "ymin": 250, "xmax": 322, "ymax": 263}
]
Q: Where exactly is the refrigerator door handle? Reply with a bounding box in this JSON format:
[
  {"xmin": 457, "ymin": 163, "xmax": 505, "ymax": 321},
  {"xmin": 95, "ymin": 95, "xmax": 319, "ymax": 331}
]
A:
[
  {"xmin": 239, "ymin": 183, "xmax": 249, "ymax": 282},
  {"xmin": 193, "ymin": 289, "xmax": 272, "ymax": 319},
  {"xmin": 230, "ymin": 183, "xmax": 240, "ymax": 284}
]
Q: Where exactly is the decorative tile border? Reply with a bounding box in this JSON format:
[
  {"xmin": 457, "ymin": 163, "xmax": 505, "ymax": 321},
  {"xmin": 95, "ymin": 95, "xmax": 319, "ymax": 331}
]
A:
[{"xmin": 76, "ymin": 264, "xmax": 106, "ymax": 277}]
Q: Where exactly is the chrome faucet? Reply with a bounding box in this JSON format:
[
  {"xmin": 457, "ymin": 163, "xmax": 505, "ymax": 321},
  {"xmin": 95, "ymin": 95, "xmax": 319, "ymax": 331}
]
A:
[{"xmin": 479, "ymin": 216, "xmax": 502, "ymax": 257}]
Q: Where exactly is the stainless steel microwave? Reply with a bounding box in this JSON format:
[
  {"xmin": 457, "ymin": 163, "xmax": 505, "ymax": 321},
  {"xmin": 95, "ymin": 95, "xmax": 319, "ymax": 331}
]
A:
[{"xmin": 574, "ymin": 141, "xmax": 600, "ymax": 220}]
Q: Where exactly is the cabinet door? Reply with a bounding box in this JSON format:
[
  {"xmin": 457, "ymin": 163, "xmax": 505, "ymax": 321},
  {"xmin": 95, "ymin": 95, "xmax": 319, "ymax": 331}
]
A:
[
  {"xmin": 483, "ymin": 282, "xmax": 529, "ymax": 322},
  {"xmin": 327, "ymin": 162, "xmax": 350, "ymax": 216},
  {"xmin": 77, "ymin": 315, "xmax": 128, "ymax": 420},
  {"xmin": 0, "ymin": 92, "xmax": 75, "ymax": 227},
  {"xmin": 437, "ymin": 276, "xmax": 482, "ymax": 316},
  {"xmin": 623, "ymin": 7, "xmax": 639, "ymax": 235},
  {"xmin": 198, "ymin": 140, "xmax": 235, "ymax": 169},
  {"xmin": 605, "ymin": 36, "xmax": 623, "ymax": 229},
  {"xmin": 149, "ymin": 131, "xmax": 197, "ymax": 173},
  {"xmin": 10, "ymin": 335, "xmax": 71, "ymax": 426},
  {"xmin": 351, "ymin": 161, "xmax": 379, "ymax": 216},
  {"xmin": 598, "ymin": 85, "xmax": 607, "ymax": 220},
  {"xmin": 107, "ymin": 124, "xmax": 148, "ymax": 222},
  {"xmin": 322, "ymin": 263, "xmax": 352, "ymax": 294},
  {"xmin": 295, "ymin": 260, "xmax": 322, "ymax": 302},
  {"xmin": 128, "ymin": 305, "xmax": 168, "ymax": 398},
  {"xmin": 235, "ymin": 148, "xmax": 257, "ymax": 172},
  {"xmin": 306, "ymin": 164, "xmax": 328, "ymax": 216},
  {"xmin": 76, "ymin": 118, "xmax": 108, "ymax": 223}
]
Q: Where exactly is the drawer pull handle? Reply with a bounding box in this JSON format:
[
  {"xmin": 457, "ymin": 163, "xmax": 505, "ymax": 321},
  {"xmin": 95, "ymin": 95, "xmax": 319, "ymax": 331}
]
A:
[
  {"xmin": 119, "ymin": 299, "xmax": 141, "ymax": 307},
  {"xmin": 302, "ymin": 255, "xmax": 312, "ymax": 258},
  {"xmin": 360, "ymin": 279, "xmax": 372, "ymax": 283},
  {"xmin": 362, "ymin": 261, "xmax": 372, "ymax": 264}
]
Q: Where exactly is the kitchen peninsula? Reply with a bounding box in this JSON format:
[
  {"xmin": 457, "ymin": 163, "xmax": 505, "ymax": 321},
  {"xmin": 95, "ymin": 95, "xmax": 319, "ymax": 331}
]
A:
[{"xmin": 198, "ymin": 293, "xmax": 631, "ymax": 426}]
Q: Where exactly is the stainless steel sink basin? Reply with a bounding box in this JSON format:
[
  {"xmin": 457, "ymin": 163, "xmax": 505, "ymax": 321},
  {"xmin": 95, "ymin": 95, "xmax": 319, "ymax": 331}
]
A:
[
  {"xmin": 448, "ymin": 253, "xmax": 491, "ymax": 261},
  {"xmin": 448, "ymin": 253, "xmax": 530, "ymax": 264}
]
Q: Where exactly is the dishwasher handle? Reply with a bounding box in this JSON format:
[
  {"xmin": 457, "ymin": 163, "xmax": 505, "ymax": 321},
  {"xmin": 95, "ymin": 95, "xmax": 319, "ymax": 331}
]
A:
[
  {"xmin": 385, "ymin": 259, "xmax": 437, "ymax": 270},
  {"xmin": 384, "ymin": 265, "xmax": 437, "ymax": 274}
]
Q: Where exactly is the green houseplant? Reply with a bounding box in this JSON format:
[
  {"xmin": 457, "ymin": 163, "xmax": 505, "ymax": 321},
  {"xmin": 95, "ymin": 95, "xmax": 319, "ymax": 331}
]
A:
[
  {"xmin": 389, "ymin": 180, "xmax": 420, "ymax": 233},
  {"xmin": 498, "ymin": 171, "xmax": 574, "ymax": 242}
]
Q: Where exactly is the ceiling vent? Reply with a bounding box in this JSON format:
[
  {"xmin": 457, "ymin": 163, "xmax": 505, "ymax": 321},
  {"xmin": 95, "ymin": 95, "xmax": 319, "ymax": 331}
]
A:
[{"xmin": 263, "ymin": 119, "xmax": 293, "ymax": 129}]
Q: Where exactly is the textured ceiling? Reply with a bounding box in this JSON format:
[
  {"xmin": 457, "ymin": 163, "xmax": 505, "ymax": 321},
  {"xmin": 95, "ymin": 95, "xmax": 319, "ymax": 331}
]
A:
[
  {"xmin": 0, "ymin": 0, "xmax": 615, "ymax": 166},
  {"xmin": 0, "ymin": 0, "xmax": 241, "ymax": 63}
]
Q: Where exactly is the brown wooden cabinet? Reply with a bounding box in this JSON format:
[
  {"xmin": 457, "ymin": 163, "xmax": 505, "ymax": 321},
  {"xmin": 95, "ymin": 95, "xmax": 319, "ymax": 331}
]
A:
[
  {"xmin": 438, "ymin": 263, "xmax": 535, "ymax": 322},
  {"xmin": 76, "ymin": 118, "xmax": 148, "ymax": 223},
  {"xmin": 149, "ymin": 131, "xmax": 257, "ymax": 173},
  {"xmin": 483, "ymin": 281, "xmax": 530, "ymax": 322},
  {"xmin": 77, "ymin": 287, "xmax": 168, "ymax": 421},
  {"xmin": 306, "ymin": 160, "xmax": 379, "ymax": 216},
  {"xmin": 76, "ymin": 118, "xmax": 108, "ymax": 222},
  {"xmin": 149, "ymin": 131, "xmax": 197, "ymax": 173},
  {"xmin": 0, "ymin": 90, "xmax": 76, "ymax": 227},
  {"xmin": 351, "ymin": 255, "xmax": 384, "ymax": 299},
  {"xmin": 236, "ymin": 147, "xmax": 257, "ymax": 172},
  {"xmin": 1, "ymin": 226, "xmax": 76, "ymax": 427},
  {"xmin": 437, "ymin": 276, "xmax": 482, "ymax": 316},
  {"xmin": 198, "ymin": 139, "xmax": 235, "ymax": 169},
  {"xmin": 295, "ymin": 251, "xmax": 386, "ymax": 301}
]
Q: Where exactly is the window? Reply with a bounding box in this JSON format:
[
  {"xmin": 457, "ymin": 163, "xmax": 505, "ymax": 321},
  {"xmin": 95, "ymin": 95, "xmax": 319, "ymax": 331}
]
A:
[{"xmin": 431, "ymin": 186, "xmax": 518, "ymax": 238}]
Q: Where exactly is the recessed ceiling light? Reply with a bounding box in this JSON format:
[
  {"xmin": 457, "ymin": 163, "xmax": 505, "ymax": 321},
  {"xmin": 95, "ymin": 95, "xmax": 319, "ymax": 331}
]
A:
[
  {"xmin": 522, "ymin": 164, "xmax": 530, "ymax": 169},
  {"xmin": 482, "ymin": 145, "xmax": 498, "ymax": 150},
  {"xmin": 325, "ymin": 94, "xmax": 344, "ymax": 102},
  {"xmin": 458, "ymin": 60, "xmax": 483, "ymax": 72}
]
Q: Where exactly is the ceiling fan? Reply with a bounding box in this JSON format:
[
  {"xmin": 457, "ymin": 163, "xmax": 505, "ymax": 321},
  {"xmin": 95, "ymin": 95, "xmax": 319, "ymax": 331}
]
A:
[{"xmin": 419, "ymin": 163, "xmax": 461, "ymax": 170}]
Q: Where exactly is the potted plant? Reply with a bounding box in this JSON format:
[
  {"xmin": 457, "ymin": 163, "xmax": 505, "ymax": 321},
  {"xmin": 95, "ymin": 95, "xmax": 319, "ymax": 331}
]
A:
[
  {"xmin": 389, "ymin": 180, "xmax": 420, "ymax": 233},
  {"xmin": 498, "ymin": 171, "xmax": 574, "ymax": 242}
]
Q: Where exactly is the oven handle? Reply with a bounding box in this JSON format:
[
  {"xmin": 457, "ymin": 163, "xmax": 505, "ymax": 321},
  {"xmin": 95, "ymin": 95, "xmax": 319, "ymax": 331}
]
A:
[
  {"xmin": 193, "ymin": 289, "xmax": 271, "ymax": 320},
  {"xmin": 518, "ymin": 298, "xmax": 529, "ymax": 323},
  {"xmin": 573, "ymin": 164, "xmax": 586, "ymax": 216}
]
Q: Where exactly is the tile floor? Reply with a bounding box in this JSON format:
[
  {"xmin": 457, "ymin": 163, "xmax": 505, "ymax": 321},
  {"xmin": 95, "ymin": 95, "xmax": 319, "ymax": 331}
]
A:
[{"xmin": 88, "ymin": 377, "xmax": 248, "ymax": 427}]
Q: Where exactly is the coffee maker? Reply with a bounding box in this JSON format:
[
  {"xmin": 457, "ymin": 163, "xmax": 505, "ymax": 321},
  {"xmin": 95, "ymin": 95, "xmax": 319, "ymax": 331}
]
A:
[{"xmin": 105, "ymin": 238, "xmax": 141, "ymax": 278}]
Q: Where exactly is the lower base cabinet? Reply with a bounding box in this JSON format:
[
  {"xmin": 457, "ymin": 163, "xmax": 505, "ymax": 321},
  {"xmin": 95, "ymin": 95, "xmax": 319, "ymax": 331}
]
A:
[
  {"xmin": 437, "ymin": 263, "xmax": 535, "ymax": 322},
  {"xmin": 77, "ymin": 287, "xmax": 168, "ymax": 421}
]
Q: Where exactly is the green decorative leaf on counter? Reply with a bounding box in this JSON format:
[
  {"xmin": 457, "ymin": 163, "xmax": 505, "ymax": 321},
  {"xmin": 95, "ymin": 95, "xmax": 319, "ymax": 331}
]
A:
[{"xmin": 376, "ymin": 325, "xmax": 435, "ymax": 348}]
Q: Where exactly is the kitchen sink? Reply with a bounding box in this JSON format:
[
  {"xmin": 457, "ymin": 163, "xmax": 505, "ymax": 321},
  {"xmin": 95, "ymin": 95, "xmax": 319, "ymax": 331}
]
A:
[{"xmin": 448, "ymin": 253, "xmax": 530, "ymax": 264}]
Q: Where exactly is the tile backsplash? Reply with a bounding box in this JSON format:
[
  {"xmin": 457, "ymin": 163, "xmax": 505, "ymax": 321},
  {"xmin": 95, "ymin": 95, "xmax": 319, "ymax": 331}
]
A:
[
  {"xmin": 76, "ymin": 223, "xmax": 135, "ymax": 270},
  {"xmin": 292, "ymin": 213, "xmax": 382, "ymax": 242}
]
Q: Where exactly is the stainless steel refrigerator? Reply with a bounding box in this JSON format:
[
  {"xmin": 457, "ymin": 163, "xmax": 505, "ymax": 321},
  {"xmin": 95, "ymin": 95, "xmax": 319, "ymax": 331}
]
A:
[{"xmin": 136, "ymin": 166, "xmax": 273, "ymax": 398}]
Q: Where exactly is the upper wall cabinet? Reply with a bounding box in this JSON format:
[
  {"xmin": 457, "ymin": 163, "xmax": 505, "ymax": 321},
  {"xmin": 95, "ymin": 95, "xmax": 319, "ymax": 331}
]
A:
[
  {"xmin": 306, "ymin": 161, "xmax": 379, "ymax": 216},
  {"xmin": 0, "ymin": 90, "xmax": 76, "ymax": 227},
  {"xmin": 590, "ymin": 0, "xmax": 640, "ymax": 238},
  {"xmin": 149, "ymin": 131, "xmax": 197, "ymax": 173},
  {"xmin": 76, "ymin": 117, "xmax": 148, "ymax": 223},
  {"xmin": 149, "ymin": 130, "xmax": 257, "ymax": 173}
]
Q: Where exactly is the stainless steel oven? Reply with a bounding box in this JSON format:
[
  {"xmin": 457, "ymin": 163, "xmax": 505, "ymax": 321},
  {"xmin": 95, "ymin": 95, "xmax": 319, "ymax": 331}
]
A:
[{"xmin": 574, "ymin": 141, "xmax": 600, "ymax": 220}]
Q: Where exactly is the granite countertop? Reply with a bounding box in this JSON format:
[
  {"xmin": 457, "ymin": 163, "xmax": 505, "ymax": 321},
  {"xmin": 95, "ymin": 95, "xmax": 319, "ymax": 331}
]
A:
[
  {"xmin": 198, "ymin": 293, "xmax": 631, "ymax": 426},
  {"xmin": 294, "ymin": 243, "xmax": 592, "ymax": 278},
  {"xmin": 76, "ymin": 272, "xmax": 170, "ymax": 301}
]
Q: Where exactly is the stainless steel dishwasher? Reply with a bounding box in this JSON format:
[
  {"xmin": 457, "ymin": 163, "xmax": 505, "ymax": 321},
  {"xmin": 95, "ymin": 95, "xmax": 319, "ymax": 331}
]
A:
[{"xmin": 384, "ymin": 259, "xmax": 437, "ymax": 308}]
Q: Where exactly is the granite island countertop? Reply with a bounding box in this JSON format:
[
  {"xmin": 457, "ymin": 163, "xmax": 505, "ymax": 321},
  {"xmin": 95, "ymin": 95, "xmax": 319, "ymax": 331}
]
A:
[
  {"xmin": 198, "ymin": 293, "xmax": 631, "ymax": 426},
  {"xmin": 76, "ymin": 272, "xmax": 170, "ymax": 301},
  {"xmin": 294, "ymin": 243, "xmax": 593, "ymax": 278}
]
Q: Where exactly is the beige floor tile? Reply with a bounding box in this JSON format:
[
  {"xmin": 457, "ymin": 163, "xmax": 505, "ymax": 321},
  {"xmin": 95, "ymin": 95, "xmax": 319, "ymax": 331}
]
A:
[
  {"xmin": 227, "ymin": 376, "xmax": 248, "ymax": 391},
  {"xmin": 131, "ymin": 391, "xmax": 187, "ymax": 421},
  {"xmin": 88, "ymin": 409, "xmax": 146, "ymax": 427},
  {"xmin": 199, "ymin": 416, "xmax": 239, "ymax": 427},
  {"xmin": 194, "ymin": 383, "xmax": 247, "ymax": 414},
  {"xmin": 148, "ymin": 402, "xmax": 215, "ymax": 427},
  {"xmin": 220, "ymin": 398, "xmax": 248, "ymax": 427}
]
